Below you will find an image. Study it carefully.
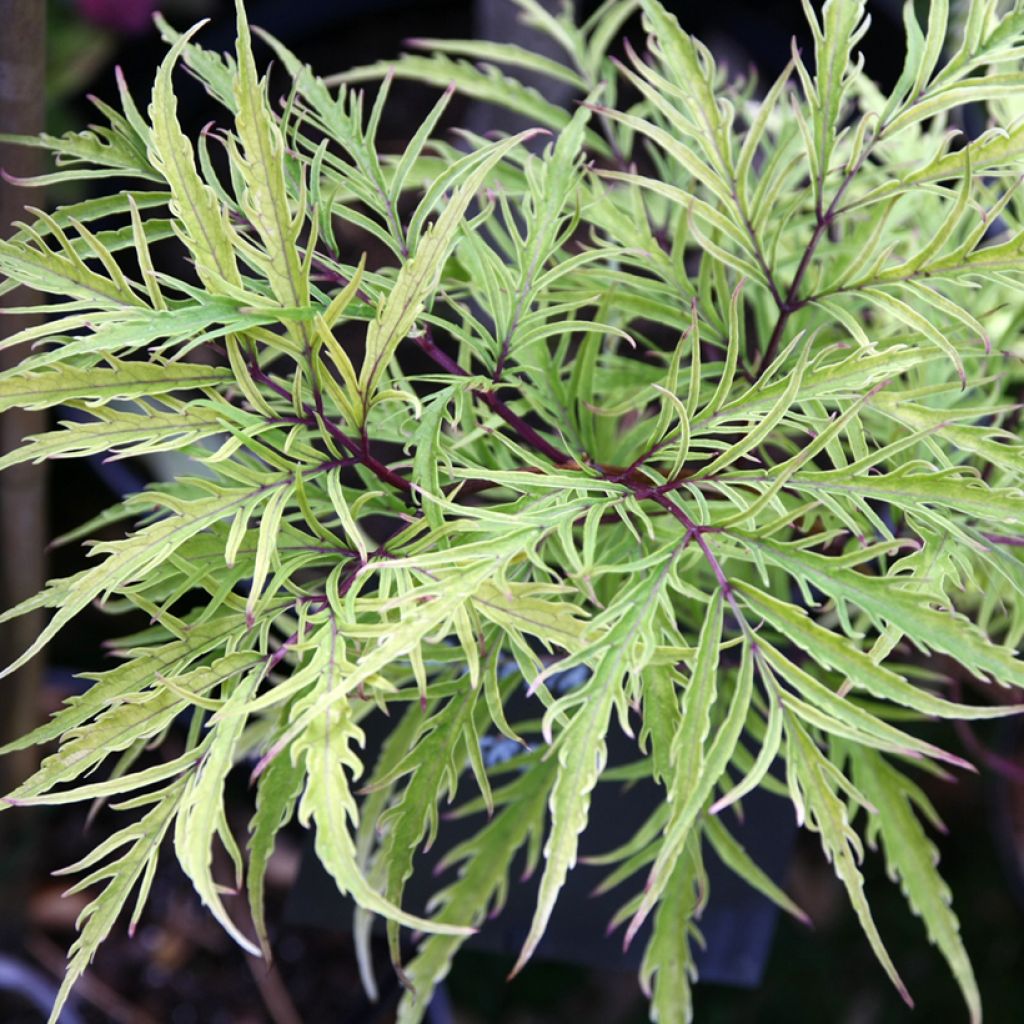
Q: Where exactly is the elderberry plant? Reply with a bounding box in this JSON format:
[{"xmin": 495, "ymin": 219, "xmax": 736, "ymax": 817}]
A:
[{"xmin": 2, "ymin": 0, "xmax": 1024, "ymax": 1020}]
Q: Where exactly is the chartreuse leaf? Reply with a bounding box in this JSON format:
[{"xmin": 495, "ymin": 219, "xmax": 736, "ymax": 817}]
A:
[
  {"xmin": 472, "ymin": 580, "xmax": 592, "ymax": 653},
  {"xmin": 0, "ymin": 407, "xmax": 226, "ymax": 471},
  {"xmin": 410, "ymin": 386, "xmax": 453, "ymax": 527},
  {"xmin": 639, "ymin": 835, "xmax": 701, "ymax": 1024},
  {"xmin": 395, "ymin": 760, "xmax": 556, "ymax": 1024},
  {"xmin": 801, "ymin": 0, "xmax": 869, "ymax": 206},
  {"xmin": 509, "ymin": 658, "xmax": 616, "ymax": 976},
  {"xmin": 47, "ymin": 780, "xmax": 188, "ymax": 1024},
  {"xmin": 626, "ymin": 599, "xmax": 754, "ymax": 948},
  {"xmin": 703, "ymin": 814, "xmax": 809, "ymax": 924},
  {"xmin": 247, "ymin": 742, "xmax": 305, "ymax": 958},
  {"xmin": 293, "ymin": 684, "xmax": 474, "ymax": 939},
  {"xmin": 245, "ymin": 482, "xmax": 294, "ymax": 625},
  {"xmin": 756, "ymin": 640, "xmax": 971, "ymax": 769},
  {"xmin": 708, "ymin": 663, "xmax": 783, "ymax": 816},
  {"xmin": 736, "ymin": 580, "xmax": 1021, "ymax": 720},
  {"xmin": 873, "ymin": 394, "xmax": 1024, "ymax": 478},
  {"xmin": 175, "ymin": 667, "xmax": 262, "ymax": 956},
  {"xmin": 232, "ymin": 1, "xmax": 308, "ymax": 314},
  {"xmin": 330, "ymin": 54, "xmax": 596, "ymax": 149},
  {"xmin": 744, "ymin": 541, "xmax": 1024, "ymax": 691},
  {"xmin": 637, "ymin": 0, "xmax": 732, "ymax": 176},
  {"xmin": 405, "ymin": 37, "xmax": 586, "ymax": 89},
  {"xmin": 0, "ymin": 228, "xmax": 145, "ymax": 309},
  {"xmin": 787, "ymin": 719, "xmax": 912, "ymax": 1007},
  {"xmin": 861, "ymin": 287, "xmax": 966, "ymax": 385},
  {"xmin": 511, "ymin": 545, "xmax": 688, "ymax": 976},
  {"xmin": 358, "ymin": 130, "xmax": 538, "ymax": 410},
  {"xmin": 640, "ymin": 663, "xmax": 680, "ymax": 786},
  {"xmin": 0, "ymin": 484, "xmax": 285, "ymax": 681},
  {"xmin": 375, "ymin": 691, "xmax": 481, "ymax": 965},
  {"xmin": 852, "ymin": 748, "xmax": 981, "ymax": 1024},
  {"xmin": 148, "ymin": 22, "xmax": 241, "ymax": 292},
  {"xmin": 0, "ymin": 361, "xmax": 230, "ymax": 413},
  {"xmin": 786, "ymin": 464, "xmax": 1024, "ymax": 527},
  {"xmin": 6, "ymin": 654, "xmax": 258, "ymax": 805},
  {"xmin": 0, "ymin": 615, "xmax": 243, "ymax": 756}
]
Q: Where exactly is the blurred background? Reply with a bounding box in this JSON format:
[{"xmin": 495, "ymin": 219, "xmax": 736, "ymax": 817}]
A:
[{"xmin": 0, "ymin": 1, "xmax": 1022, "ymax": 1021}]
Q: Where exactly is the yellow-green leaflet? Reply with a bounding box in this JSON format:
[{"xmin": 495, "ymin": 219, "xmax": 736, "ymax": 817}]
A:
[
  {"xmin": 47, "ymin": 780, "xmax": 188, "ymax": 1024},
  {"xmin": 175, "ymin": 669, "xmax": 263, "ymax": 955},
  {"xmin": 0, "ymin": 361, "xmax": 231, "ymax": 412},
  {"xmin": 852, "ymin": 748, "xmax": 981, "ymax": 1024},
  {"xmin": 233, "ymin": 1, "xmax": 309, "ymax": 313},
  {"xmin": 358, "ymin": 131, "xmax": 540, "ymax": 407},
  {"xmin": 148, "ymin": 22, "xmax": 241, "ymax": 292},
  {"xmin": 639, "ymin": 838, "xmax": 702, "ymax": 1024},
  {"xmin": 788, "ymin": 719, "xmax": 912, "ymax": 1006},
  {"xmin": 247, "ymin": 745, "xmax": 305, "ymax": 958},
  {"xmin": 0, "ymin": 484, "xmax": 286, "ymax": 680},
  {"xmin": 294, "ymin": 694, "xmax": 474, "ymax": 940}
]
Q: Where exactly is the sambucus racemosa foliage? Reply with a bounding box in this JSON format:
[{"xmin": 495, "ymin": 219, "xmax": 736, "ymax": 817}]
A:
[{"xmin": 2, "ymin": 0, "xmax": 1024, "ymax": 1020}]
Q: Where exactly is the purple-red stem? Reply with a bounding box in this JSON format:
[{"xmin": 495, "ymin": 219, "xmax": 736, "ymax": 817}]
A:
[{"xmin": 413, "ymin": 329, "xmax": 568, "ymax": 465}]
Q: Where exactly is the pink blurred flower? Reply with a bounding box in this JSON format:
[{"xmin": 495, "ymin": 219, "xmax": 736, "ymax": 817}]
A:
[{"xmin": 76, "ymin": 0, "xmax": 158, "ymax": 35}]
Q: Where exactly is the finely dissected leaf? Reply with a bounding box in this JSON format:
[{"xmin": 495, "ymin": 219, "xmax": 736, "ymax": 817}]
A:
[
  {"xmin": 7, "ymin": 654, "xmax": 258, "ymax": 805},
  {"xmin": 3, "ymin": 1, "xmax": 1024, "ymax": 1019},
  {"xmin": 359, "ymin": 131, "xmax": 538, "ymax": 407},
  {"xmin": 757, "ymin": 641, "xmax": 972, "ymax": 769},
  {"xmin": 786, "ymin": 464, "xmax": 1024, "ymax": 527},
  {"xmin": 804, "ymin": 0, "xmax": 869, "ymax": 205},
  {"xmin": 232, "ymin": 1, "xmax": 308, "ymax": 313},
  {"xmin": 148, "ymin": 23, "xmax": 241, "ymax": 291},
  {"xmin": 874, "ymin": 394, "xmax": 1024, "ymax": 477},
  {"xmin": 745, "ymin": 542, "xmax": 1024, "ymax": 691},
  {"xmin": 0, "ymin": 480, "xmax": 293, "ymax": 681},
  {"xmin": 626, "ymin": 601, "xmax": 756, "ymax": 947},
  {"xmin": 472, "ymin": 580, "xmax": 592, "ymax": 652},
  {"xmin": 0, "ymin": 615, "xmax": 242, "ymax": 755},
  {"xmin": 395, "ymin": 761, "xmax": 556, "ymax": 1024},
  {"xmin": 294, "ymin": 690, "xmax": 474, "ymax": 939},
  {"xmin": 0, "ymin": 407, "xmax": 226, "ymax": 471},
  {"xmin": 0, "ymin": 361, "xmax": 231, "ymax": 412},
  {"xmin": 5, "ymin": 300, "xmax": 281, "ymax": 372},
  {"xmin": 331, "ymin": 54, "xmax": 594, "ymax": 147},
  {"xmin": 703, "ymin": 815, "xmax": 809, "ymax": 924},
  {"xmin": 737, "ymin": 581, "xmax": 1021, "ymax": 720},
  {"xmin": 176, "ymin": 669, "xmax": 262, "ymax": 955},
  {"xmin": 510, "ymin": 660, "xmax": 616, "ymax": 976},
  {"xmin": 247, "ymin": 744, "xmax": 305, "ymax": 958},
  {"xmin": 641, "ymin": 664, "xmax": 681, "ymax": 786},
  {"xmin": 511, "ymin": 547, "xmax": 683, "ymax": 976},
  {"xmin": 787, "ymin": 720, "xmax": 912, "ymax": 1007},
  {"xmin": 410, "ymin": 385, "xmax": 453, "ymax": 526},
  {"xmin": 49, "ymin": 780, "xmax": 187, "ymax": 1024},
  {"xmin": 375, "ymin": 692, "xmax": 481, "ymax": 964},
  {"xmin": 639, "ymin": 837, "xmax": 701, "ymax": 1024},
  {"xmin": 0, "ymin": 232, "xmax": 145, "ymax": 309},
  {"xmin": 853, "ymin": 749, "xmax": 981, "ymax": 1024},
  {"xmin": 405, "ymin": 37, "xmax": 586, "ymax": 89}
]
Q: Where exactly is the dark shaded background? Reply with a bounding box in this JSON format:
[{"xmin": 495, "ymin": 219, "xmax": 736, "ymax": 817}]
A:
[{"xmin": 0, "ymin": 1, "xmax": 1021, "ymax": 1022}]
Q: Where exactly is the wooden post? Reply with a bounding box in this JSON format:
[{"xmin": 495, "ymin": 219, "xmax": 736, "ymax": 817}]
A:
[{"xmin": 0, "ymin": 0, "xmax": 48, "ymax": 789}]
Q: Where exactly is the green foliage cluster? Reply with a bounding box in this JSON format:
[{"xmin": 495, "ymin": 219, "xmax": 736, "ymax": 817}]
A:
[{"xmin": 2, "ymin": 0, "xmax": 1024, "ymax": 1020}]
